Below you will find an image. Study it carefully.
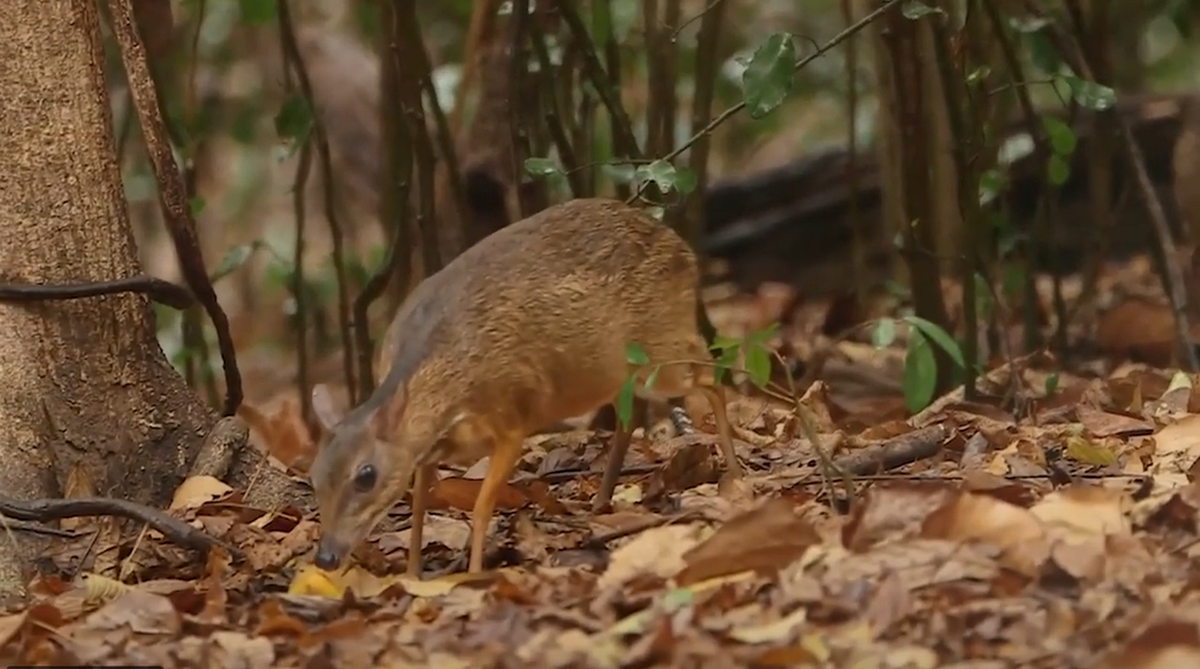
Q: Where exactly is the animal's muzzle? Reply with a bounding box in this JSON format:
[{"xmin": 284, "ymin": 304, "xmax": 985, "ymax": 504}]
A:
[{"xmin": 314, "ymin": 535, "xmax": 348, "ymax": 570}]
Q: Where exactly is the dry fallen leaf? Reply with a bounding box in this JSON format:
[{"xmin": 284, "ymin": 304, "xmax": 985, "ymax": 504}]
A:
[
  {"xmin": 170, "ymin": 475, "xmax": 234, "ymax": 511},
  {"xmin": 16, "ymin": 251, "xmax": 1200, "ymax": 666},
  {"xmin": 0, "ymin": 610, "xmax": 27, "ymax": 650},
  {"xmin": 1153, "ymin": 413, "xmax": 1200, "ymax": 477},
  {"xmin": 922, "ymin": 491, "xmax": 1048, "ymax": 576},
  {"xmin": 676, "ymin": 497, "xmax": 819, "ymax": 586},
  {"xmin": 1029, "ymin": 485, "xmax": 1132, "ymax": 537},
  {"xmin": 238, "ymin": 399, "xmax": 317, "ymax": 471},
  {"xmin": 597, "ymin": 524, "xmax": 709, "ymax": 592},
  {"xmin": 1076, "ymin": 405, "xmax": 1153, "ymax": 438}
]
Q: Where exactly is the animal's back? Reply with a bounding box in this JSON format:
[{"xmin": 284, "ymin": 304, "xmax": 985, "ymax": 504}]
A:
[
  {"xmin": 380, "ymin": 198, "xmax": 702, "ymax": 433},
  {"xmin": 446, "ymin": 197, "xmax": 698, "ymax": 344}
]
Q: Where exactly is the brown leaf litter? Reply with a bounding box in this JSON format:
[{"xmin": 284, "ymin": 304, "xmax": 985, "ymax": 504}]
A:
[{"xmin": 16, "ymin": 320, "xmax": 1200, "ymax": 665}]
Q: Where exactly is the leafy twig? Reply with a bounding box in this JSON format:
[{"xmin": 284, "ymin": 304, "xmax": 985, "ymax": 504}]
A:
[
  {"xmin": 627, "ymin": 0, "xmax": 905, "ymax": 204},
  {"xmin": 390, "ymin": 0, "xmax": 443, "ymax": 277},
  {"xmin": 675, "ymin": 0, "xmax": 726, "ymax": 245},
  {"xmin": 410, "ymin": 5, "xmax": 468, "ymax": 233},
  {"xmin": 530, "ymin": 16, "xmax": 585, "ymax": 196},
  {"xmin": 672, "ymin": 0, "xmax": 724, "ymax": 40},
  {"xmin": 291, "ymin": 142, "xmax": 315, "ymax": 421},
  {"xmin": 1037, "ymin": 7, "xmax": 1198, "ymax": 371},
  {"xmin": 355, "ymin": 0, "xmax": 418, "ymax": 397},
  {"xmin": 556, "ymin": 0, "xmax": 643, "ymax": 160},
  {"xmin": 509, "ymin": 0, "xmax": 535, "ymax": 219},
  {"xmin": 277, "ymin": 1, "xmax": 358, "ymax": 402},
  {"xmin": 105, "ymin": 0, "xmax": 242, "ymax": 416}
]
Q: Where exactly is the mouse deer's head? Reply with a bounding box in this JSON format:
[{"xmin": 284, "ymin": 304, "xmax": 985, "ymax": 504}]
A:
[{"xmin": 307, "ymin": 382, "xmax": 442, "ymax": 571}]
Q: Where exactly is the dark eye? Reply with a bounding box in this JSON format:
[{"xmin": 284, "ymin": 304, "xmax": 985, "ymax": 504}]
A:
[{"xmin": 353, "ymin": 464, "xmax": 377, "ymax": 492}]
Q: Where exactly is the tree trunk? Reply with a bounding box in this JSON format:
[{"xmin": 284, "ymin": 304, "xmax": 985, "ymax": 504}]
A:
[{"xmin": 0, "ymin": 0, "xmax": 214, "ymax": 601}]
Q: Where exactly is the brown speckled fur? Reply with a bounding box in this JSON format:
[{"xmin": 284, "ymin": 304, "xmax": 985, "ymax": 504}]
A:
[{"xmin": 309, "ymin": 198, "xmax": 741, "ymax": 577}]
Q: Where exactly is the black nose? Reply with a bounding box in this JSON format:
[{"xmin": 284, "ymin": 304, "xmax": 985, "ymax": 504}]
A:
[{"xmin": 314, "ymin": 545, "xmax": 343, "ymax": 570}]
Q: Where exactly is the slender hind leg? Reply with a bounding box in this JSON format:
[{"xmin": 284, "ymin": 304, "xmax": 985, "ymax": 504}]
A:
[
  {"xmin": 639, "ymin": 336, "xmax": 744, "ymax": 479},
  {"xmin": 593, "ymin": 400, "xmax": 648, "ymax": 512}
]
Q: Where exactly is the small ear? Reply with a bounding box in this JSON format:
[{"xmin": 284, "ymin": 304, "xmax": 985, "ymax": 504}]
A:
[
  {"xmin": 311, "ymin": 384, "xmax": 343, "ymax": 432},
  {"xmin": 369, "ymin": 382, "xmax": 409, "ymax": 438}
]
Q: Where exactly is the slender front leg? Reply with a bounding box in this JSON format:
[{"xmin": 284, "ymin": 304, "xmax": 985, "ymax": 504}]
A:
[
  {"xmin": 407, "ymin": 462, "xmax": 437, "ymax": 578},
  {"xmin": 467, "ymin": 434, "xmax": 524, "ymax": 573},
  {"xmin": 699, "ymin": 385, "xmax": 743, "ymax": 478}
]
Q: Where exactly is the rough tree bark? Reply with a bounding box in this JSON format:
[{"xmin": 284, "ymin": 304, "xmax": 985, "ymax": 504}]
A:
[{"xmin": 0, "ymin": 0, "xmax": 214, "ymax": 601}]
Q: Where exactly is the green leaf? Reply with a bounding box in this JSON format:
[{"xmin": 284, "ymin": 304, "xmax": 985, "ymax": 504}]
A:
[
  {"xmin": 1059, "ymin": 74, "xmax": 1116, "ymax": 111},
  {"xmin": 523, "ymin": 157, "xmax": 562, "ymax": 177},
  {"xmin": 1167, "ymin": 370, "xmax": 1193, "ymax": 393},
  {"xmin": 1065, "ymin": 434, "xmax": 1117, "ymax": 467},
  {"xmin": 602, "ymin": 162, "xmax": 637, "ymax": 184},
  {"xmin": 636, "ymin": 159, "xmax": 684, "ymax": 194},
  {"xmin": 713, "ymin": 344, "xmax": 740, "ymax": 386},
  {"xmin": 1044, "ymin": 372, "xmax": 1059, "ymax": 395},
  {"xmin": 744, "ymin": 345, "xmax": 771, "ymax": 388},
  {"xmin": 884, "ymin": 280, "xmax": 911, "ymax": 300},
  {"xmin": 965, "ymin": 65, "xmax": 991, "ymax": 85},
  {"xmin": 274, "ymin": 95, "xmax": 313, "ymax": 142},
  {"xmin": 642, "ymin": 365, "xmax": 661, "ymax": 393},
  {"xmin": 673, "ymin": 166, "xmax": 698, "ymax": 195},
  {"xmin": 1040, "ymin": 116, "xmax": 1076, "ymax": 156},
  {"xmin": 188, "ymin": 196, "xmax": 206, "ymax": 217},
  {"xmin": 711, "ymin": 335, "xmax": 742, "ymax": 352},
  {"xmin": 871, "ymin": 318, "xmax": 897, "ymax": 349},
  {"xmin": 210, "ymin": 241, "xmax": 262, "ymax": 284},
  {"xmin": 1047, "ymin": 153, "xmax": 1070, "ymax": 186},
  {"xmin": 902, "ymin": 332, "xmax": 938, "ymax": 413},
  {"xmin": 745, "ymin": 323, "xmax": 779, "ymax": 345},
  {"xmin": 1001, "ymin": 262, "xmax": 1024, "ymax": 299},
  {"xmin": 978, "ymin": 168, "xmax": 1002, "ymax": 206},
  {"xmin": 239, "ymin": 0, "xmax": 277, "ymax": 24},
  {"xmin": 645, "ymin": 206, "xmax": 665, "ymax": 220},
  {"xmin": 973, "ymin": 273, "xmax": 993, "ymax": 321},
  {"xmin": 901, "ymin": 1, "xmax": 944, "ymax": 19},
  {"xmin": 1025, "ymin": 32, "xmax": 1061, "ymax": 74},
  {"xmin": 615, "ymin": 377, "xmax": 637, "ymax": 430},
  {"xmin": 625, "ymin": 342, "xmax": 650, "ymax": 367},
  {"xmin": 902, "ymin": 315, "xmax": 965, "ymax": 369},
  {"xmin": 1008, "ymin": 15, "xmax": 1052, "ymax": 33},
  {"xmin": 741, "ymin": 33, "xmax": 797, "ymax": 120}
]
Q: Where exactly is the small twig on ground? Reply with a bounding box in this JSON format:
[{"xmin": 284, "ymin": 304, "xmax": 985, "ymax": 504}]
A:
[
  {"xmin": 829, "ymin": 424, "xmax": 948, "ymax": 477},
  {"xmin": 584, "ymin": 510, "xmax": 700, "ymax": 547},
  {"xmin": 0, "ymin": 517, "xmax": 81, "ymax": 538},
  {"xmin": 536, "ymin": 463, "xmax": 661, "ymax": 485},
  {"xmin": 104, "ymin": 0, "xmax": 243, "ymax": 416},
  {"xmin": 0, "ymin": 497, "xmax": 238, "ymax": 558}
]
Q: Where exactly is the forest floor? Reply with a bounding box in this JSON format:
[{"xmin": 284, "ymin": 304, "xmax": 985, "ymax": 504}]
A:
[{"xmin": 5, "ymin": 256, "xmax": 1200, "ymax": 668}]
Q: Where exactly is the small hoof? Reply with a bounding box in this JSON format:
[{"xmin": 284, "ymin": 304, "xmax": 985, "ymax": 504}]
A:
[{"xmin": 718, "ymin": 470, "xmax": 753, "ymax": 502}]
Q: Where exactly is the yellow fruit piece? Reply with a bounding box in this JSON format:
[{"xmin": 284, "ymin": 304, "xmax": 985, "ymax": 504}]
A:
[{"xmin": 287, "ymin": 564, "xmax": 345, "ymax": 598}]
